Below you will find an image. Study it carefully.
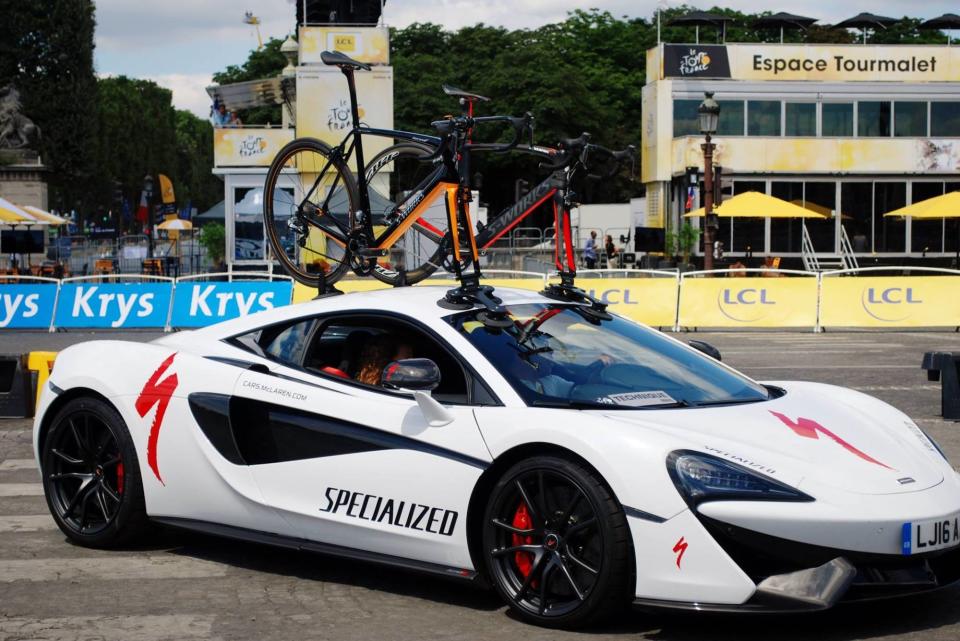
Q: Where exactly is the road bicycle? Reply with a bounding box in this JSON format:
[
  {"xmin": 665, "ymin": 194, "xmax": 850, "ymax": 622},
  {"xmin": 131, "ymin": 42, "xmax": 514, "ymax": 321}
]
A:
[{"xmin": 262, "ymin": 51, "xmax": 532, "ymax": 290}]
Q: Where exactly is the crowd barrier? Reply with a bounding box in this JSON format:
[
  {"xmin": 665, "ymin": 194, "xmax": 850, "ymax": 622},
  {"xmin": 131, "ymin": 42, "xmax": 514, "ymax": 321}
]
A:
[{"xmin": 0, "ymin": 268, "xmax": 958, "ymax": 332}]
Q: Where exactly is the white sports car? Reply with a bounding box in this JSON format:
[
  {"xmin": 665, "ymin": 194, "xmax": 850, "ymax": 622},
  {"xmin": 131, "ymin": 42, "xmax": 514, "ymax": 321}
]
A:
[{"xmin": 33, "ymin": 286, "xmax": 960, "ymax": 627}]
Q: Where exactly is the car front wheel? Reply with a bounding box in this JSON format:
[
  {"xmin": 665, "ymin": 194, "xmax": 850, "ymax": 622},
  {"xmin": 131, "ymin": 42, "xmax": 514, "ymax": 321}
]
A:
[{"xmin": 482, "ymin": 455, "xmax": 633, "ymax": 628}]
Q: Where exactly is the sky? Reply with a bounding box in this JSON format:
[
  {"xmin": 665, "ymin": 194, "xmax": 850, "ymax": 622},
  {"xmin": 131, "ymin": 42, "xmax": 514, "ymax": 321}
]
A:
[{"xmin": 93, "ymin": 0, "xmax": 960, "ymax": 118}]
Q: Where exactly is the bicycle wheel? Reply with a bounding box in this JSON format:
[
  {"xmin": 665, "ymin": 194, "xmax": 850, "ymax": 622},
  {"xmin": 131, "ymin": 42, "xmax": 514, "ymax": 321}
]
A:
[
  {"xmin": 364, "ymin": 141, "xmax": 450, "ymax": 286},
  {"xmin": 264, "ymin": 137, "xmax": 358, "ymax": 288}
]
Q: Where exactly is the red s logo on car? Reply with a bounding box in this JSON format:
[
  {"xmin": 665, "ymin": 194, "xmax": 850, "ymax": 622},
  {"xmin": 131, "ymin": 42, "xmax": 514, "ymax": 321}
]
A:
[
  {"xmin": 770, "ymin": 411, "xmax": 891, "ymax": 470},
  {"xmin": 135, "ymin": 353, "xmax": 179, "ymax": 484}
]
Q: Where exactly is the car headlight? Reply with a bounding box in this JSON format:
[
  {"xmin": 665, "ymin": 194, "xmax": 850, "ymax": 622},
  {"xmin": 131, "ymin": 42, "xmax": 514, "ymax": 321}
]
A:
[{"xmin": 667, "ymin": 450, "xmax": 813, "ymax": 507}]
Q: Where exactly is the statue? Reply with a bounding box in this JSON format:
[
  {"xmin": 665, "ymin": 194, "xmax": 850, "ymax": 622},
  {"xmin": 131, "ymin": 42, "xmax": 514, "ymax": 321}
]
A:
[{"xmin": 0, "ymin": 85, "xmax": 41, "ymax": 149}]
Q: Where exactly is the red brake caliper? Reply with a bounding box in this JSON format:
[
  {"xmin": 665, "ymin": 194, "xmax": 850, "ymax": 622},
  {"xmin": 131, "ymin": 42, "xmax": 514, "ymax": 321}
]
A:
[
  {"xmin": 116, "ymin": 461, "xmax": 125, "ymax": 495},
  {"xmin": 512, "ymin": 502, "xmax": 535, "ymax": 578}
]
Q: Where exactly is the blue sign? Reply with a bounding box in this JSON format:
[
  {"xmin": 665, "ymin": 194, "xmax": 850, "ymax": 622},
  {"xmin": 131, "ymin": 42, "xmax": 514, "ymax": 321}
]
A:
[
  {"xmin": 170, "ymin": 281, "xmax": 292, "ymax": 327},
  {"xmin": 0, "ymin": 284, "xmax": 58, "ymax": 329},
  {"xmin": 55, "ymin": 282, "xmax": 173, "ymax": 328}
]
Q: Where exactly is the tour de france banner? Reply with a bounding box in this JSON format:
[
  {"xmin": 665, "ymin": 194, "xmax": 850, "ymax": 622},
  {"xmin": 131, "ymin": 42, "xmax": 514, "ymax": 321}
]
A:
[
  {"xmin": 0, "ymin": 283, "xmax": 58, "ymax": 329},
  {"xmin": 171, "ymin": 281, "xmax": 293, "ymax": 328},
  {"xmin": 213, "ymin": 128, "xmax": 295, "ymax": 167},
  {"xmin": 678, "ymin": 276, "xmax": 819, "ymax": 328},
  {"xmin": 298, "ymin": 26, "xmax": 390, "ymax": 65},
  {"xmin": 296, "ymin": 67, "xmax": 394, "ymax": 171},
  {"xmin": 820, "ymin": 276, "xmax": 960, "ymax": 328},
  {"xmin": 661, "ymin": 44, "xmax": 960, "ymax": 82},
  {"xmin": 54, "ymin": 282, "xmax": 173, "ymax": 329}
]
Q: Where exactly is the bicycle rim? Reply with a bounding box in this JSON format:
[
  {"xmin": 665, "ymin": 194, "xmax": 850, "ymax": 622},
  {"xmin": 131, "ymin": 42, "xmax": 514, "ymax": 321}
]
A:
[
  {"xmin": 363, "ymin": 141, "xmax": 449, "ymax": 286},
  {"xmin": 264, "ymin": 138, "xmax": 357, "ymax": 288}
]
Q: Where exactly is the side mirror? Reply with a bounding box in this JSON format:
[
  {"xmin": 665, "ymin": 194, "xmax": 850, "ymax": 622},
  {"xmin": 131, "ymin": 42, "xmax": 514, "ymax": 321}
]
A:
[
  {"xmin": 382, "ymin": 358, "xmax": 441, "ymax": 392},
  {"xmin": 688, "ymin": 340, "xmax": 722, "ymax": 362}
]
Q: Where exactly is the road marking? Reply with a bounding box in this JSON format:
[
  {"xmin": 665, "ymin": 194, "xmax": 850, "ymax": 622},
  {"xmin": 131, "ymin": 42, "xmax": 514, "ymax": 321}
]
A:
[
  {"xmin": 0, "ymin": 555, "xmax": 230, "ymax": 582},
  {"xmin": 0, "ymin": 458, "xmax": 36, "ymax": 470},
  {"xmin": 0, "ymin": 515, "xmax": 55, "ymax": 532},
  {"xmin": 0, "ymin": 483, "xmax": 43, "ymax": 496},
  {"xmin": 0, "ymin": 615, "xmax": 221, "ymax": 641},
  {"xmin": 0, "ymin": 429, "xmax": 32, "ymax": 442}
]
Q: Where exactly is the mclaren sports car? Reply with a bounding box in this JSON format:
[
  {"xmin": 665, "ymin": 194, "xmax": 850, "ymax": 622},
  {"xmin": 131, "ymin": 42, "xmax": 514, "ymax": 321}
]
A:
[{"xmin": 33, "ymin": 286, "xmax": 960, "ymax": 627}]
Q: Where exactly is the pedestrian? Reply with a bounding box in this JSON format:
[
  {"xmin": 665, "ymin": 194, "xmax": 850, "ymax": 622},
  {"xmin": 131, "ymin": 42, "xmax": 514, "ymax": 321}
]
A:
[
  {"xmin": 583, "ymin": 230, "xmax": 598, "ymax": 269},
  {"xmin": 604, "ymin": 234, "xmax": 618, "ymax": 267},
  {"xmin": 210, "ymin": 100, "xmax": 230, "ymax": 127}
]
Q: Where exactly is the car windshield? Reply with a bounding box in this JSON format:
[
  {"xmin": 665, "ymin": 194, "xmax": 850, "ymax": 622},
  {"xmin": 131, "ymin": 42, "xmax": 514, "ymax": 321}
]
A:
[{"xmin": 447, "ymin": 304, "xmax": 769, "ymax": 409}]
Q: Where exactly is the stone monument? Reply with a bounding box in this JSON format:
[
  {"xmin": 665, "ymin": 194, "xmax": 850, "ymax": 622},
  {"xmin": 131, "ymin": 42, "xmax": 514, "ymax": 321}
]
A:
[{"xmin": 0, "ymin": 84, "xmax": 48, "ymax": 209}]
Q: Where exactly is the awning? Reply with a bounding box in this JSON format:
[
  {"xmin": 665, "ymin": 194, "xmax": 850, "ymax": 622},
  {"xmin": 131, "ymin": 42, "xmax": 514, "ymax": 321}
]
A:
[{"xmin": 883, "ymin": 190, "xmax": 960, "ymax": 219}]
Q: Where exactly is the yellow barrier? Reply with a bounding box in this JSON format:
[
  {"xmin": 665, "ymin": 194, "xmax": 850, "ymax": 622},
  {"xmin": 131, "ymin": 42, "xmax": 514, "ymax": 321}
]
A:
[
  {"xmin": 27, "ymin": 351, "xmax": 57, "ymax": 408},
  {"xmin": 293, "ymin": 278, "xmax": 545, "ymax": 305},
  {"xmin": 678, "ymin": 276, "xmax": 819, "ymax": 328},
  {"xmin": 577, "ymin": 278, "xmax": 679, "ymax": 327},
  {"xmin": 820, "ymin": 276, "xmax": 960, "ymax": 328}
]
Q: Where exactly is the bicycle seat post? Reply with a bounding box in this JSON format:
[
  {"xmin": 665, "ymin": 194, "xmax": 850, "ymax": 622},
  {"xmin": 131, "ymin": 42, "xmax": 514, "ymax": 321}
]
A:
[{"xmin": 339, "ymin": 65, "xmax": 370, "ymax": 220}]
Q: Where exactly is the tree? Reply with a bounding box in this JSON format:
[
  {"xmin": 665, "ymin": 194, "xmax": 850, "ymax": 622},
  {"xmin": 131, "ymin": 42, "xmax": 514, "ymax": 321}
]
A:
[{"xmin": 0, "ymin": 0, "xmax": 99, "ymax": 214}]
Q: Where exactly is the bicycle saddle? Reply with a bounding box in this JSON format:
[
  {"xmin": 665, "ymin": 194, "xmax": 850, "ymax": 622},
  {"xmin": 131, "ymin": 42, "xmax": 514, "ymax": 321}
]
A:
[
  {"xmin": 442, "ymin": 84, "xmax": 490, "ymax": 102},
  {"xmin": 320, "ymin": 50, "xmax": 372, "ymax": 71}
]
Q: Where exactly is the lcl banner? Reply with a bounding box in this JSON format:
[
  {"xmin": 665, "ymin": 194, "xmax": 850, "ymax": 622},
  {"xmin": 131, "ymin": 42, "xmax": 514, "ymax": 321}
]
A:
[
  {"xmin": 0, "ymin": 283, "xmax": 58, "ymax": 329},
  {"xmin": 581, "ymin": 278, "xmax": 679, "ymax": 327},
  {"xmin": 171, "ymin": 281, "xmax": 293, "ymax": 327},
  {"xmin": 54, "ymin": 282, "xmax": 173, "ymax": 329},
  {"xmin": 820, "ymin": 276, "xmax": 960, "ymax": 328},
  {"xmin": 678, "ymin": 277, "xmax": 819, "ymax": 328}
]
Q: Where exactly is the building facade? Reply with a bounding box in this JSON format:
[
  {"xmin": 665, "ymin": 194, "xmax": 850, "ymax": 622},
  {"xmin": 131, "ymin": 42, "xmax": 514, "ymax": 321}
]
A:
[{"xmin": 641, "ymin": 43, "xmax": 960, "ymax": 261}]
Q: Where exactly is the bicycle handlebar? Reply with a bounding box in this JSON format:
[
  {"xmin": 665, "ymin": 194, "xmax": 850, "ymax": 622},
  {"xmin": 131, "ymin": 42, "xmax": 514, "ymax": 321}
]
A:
[
  {"xmin": 429, "ymin": 112, "xmax": 534, "ymax": 154},
  {"xmin": 584, "ymin": 143, "xmax": 637, "ymax": 180}
]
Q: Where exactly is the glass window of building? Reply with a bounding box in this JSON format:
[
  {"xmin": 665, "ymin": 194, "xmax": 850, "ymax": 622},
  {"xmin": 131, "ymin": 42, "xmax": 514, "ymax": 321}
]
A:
[
  {"xmin": 911, "ymin": 182, "xmax": 945, "ymax": 253},
  {"xmin": 717, "ymin": 100, "xmax": 745, "ymax": 136},
  {"xmin": 947, "ymin": 182, "xmax": 960, "ymax": 254},
  {"xmin": 857, "ymin": 102, "xmax": 891, "ymax": 137},
  {"xmin": 731, "ymin": 181, "xmax": 766, "ymax": 252},
  {"xmin": 894, "ymin": 102, "xmax": 927, "ymax": 137},
  {"xmin": 931, "ymin": 103, "xmax": 960, "ymax": 137},
  {"xmin": 770, "ymin": 182, "xmax": 804, "ymax": 252},
  {"xmin": 841, "ymin": 183, "xmax": 873, "ymax": 252},
  {"xmin": 673, "ymin": 100, "xmax": 700, "ymax": 136},
  {"xmin": 784, "ymin": 103, "xmax": 816, "ymax": 136},
  {"xmin": 804, "ymin": 182, "xmax": 838, "ymax": 254},
  {"xmin": 747, "ymin": 101, "xmax": 781, "ymax": 136},
  {"xmin": 874, "ymin": 182, "xmax": 906, "ymax": 252},
  {"xmin": 822, "ymin": 103, "xmax": 853, "ymax": 136}
]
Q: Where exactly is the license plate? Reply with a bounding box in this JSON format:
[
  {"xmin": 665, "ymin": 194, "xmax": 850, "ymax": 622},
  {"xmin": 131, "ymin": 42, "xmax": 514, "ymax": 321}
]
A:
[{"xmin": 901, "ymin": 514, "xmax": 960, "ymax": 555}]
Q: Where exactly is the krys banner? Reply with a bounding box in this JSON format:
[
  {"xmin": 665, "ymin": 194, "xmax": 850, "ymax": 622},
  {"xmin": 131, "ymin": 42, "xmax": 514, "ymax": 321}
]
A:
[
  {"xmin": 820, "ymin": 276, "xmax": 960, "ymax": 328},
  {"xmin": 678, "ymin": 276, "xmax": 819, "ymax": 328},
  {"xmin": 0, "ymin": 283, "xmax": 58, "ymax": 329},
  {"xmin": 54, "ymin": 282, "xmax": 173, "ymax": 329},
  {"xmin": 171, "ymin": 281, "xmax": 293, "ymax": 327}
]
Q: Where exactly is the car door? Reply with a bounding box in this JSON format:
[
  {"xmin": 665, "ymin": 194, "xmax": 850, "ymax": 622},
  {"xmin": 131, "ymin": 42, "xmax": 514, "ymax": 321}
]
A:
[{"xmin": 228, "ymin": 313, "xmax": 493, "ymax": 573}]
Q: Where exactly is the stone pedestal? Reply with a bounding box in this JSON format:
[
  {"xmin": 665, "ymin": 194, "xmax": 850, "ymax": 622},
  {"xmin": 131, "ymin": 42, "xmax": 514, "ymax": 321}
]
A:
[{"xmin": 0, "ymin": 151, "xmax": 48, "ymax": 209}]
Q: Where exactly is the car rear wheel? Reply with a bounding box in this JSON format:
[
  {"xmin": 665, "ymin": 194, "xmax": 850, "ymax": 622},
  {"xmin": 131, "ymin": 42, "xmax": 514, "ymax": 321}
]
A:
[
  {"xmin": 41, "ymin": 396, "xmax": 151, "ymax": 548},
  {"xmin": 482, "ymin": 455, "xmax": 633, "ymax": 628}
]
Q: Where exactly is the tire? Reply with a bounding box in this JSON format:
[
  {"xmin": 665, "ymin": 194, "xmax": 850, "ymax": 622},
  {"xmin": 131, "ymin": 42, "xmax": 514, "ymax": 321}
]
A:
[
  {"xmin": 482, "ymin": 455, "xmax": 633, "ymax": 628},
  {"xmin": 364, "ymin": 141, "xmax": 449, "ymax": 286},
  {"xmin": 264, "ymin": 137, "xmax": 358, "ymax": 288},
  {"xmin": 40, "ymin": 396, "xmax": 151, "ymax": 548}
]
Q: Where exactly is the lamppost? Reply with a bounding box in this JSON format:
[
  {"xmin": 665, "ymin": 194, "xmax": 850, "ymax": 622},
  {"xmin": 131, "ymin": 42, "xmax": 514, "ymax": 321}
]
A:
[
  {"xmin": 143, "ymin": 173, "xmax": 154, "ymax": 257},
  {"xmin": 698, "ymin": 92, "xmax": 720, "ymax": 272}
]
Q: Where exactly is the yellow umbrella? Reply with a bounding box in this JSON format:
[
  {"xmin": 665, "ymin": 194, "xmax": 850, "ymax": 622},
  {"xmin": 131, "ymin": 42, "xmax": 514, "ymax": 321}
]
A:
[
  {"xmin": 684, "ymin": 191, "xmax": 828, "ymax": 219},
  {"xmin": 157, "ymin": 218, "xmax": 193, "ymax": 230},
  {"xmin": 20, "ymin": 205, "xmax": 67, "ymax": 225},
  {"xmin": 883, "ymin": 190, "xmax": 960, "ymax": 219},
  {"xmin": 0, "ymin": 197, "xmax": 37, "ymax": 224}
]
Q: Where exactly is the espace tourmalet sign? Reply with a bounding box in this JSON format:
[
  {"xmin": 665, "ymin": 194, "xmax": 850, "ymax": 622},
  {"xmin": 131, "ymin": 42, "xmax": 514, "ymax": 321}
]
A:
[{"xmin": 660, "ymin": 44, "xmax": 959, "ymax": 82}]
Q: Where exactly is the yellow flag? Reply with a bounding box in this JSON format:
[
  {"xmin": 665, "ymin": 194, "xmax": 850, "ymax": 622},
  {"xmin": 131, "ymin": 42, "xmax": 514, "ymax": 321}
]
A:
[{"xmin": 158, "ymin": 174, "xmax": 176, "ymax": 205}]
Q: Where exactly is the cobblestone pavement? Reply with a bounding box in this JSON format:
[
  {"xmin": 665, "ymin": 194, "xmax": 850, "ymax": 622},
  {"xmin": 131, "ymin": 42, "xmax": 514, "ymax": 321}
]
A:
[{"xmin": 1, "ymin": 329, "xmax": 959, "ymax": 641}]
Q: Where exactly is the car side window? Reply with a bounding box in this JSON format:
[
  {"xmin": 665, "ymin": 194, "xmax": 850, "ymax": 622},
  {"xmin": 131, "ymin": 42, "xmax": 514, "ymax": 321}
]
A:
[
  {"xmin": 232, "ymin": 317, "xmax": 316, "ymax": 368},
  {"xmin": 302, "ymin": 316, "xmax": 473, "ymax": 405}
]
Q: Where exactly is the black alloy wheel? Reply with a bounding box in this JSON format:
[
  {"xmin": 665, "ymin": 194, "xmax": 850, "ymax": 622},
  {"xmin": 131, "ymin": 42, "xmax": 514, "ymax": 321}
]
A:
[
  {"xmin": 41, "ymin": 397, "xmax": 150, "ymax": 547},
  {"xmin": 483, "ymin": 456, "xmax": 632, "ymax": 628}
]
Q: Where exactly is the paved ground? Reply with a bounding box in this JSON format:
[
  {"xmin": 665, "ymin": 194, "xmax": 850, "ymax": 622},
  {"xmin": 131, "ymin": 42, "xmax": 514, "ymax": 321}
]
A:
[{"xmin": 2, "ymin": 329, "xmax": 960, "ymax": 640}]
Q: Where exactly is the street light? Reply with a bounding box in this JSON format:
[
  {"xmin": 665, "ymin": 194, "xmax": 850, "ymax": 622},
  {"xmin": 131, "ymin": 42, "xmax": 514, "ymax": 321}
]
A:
[{"xmin": 699, "ymin": 92, "xmax": 720, "ymax": 272}]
